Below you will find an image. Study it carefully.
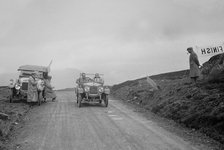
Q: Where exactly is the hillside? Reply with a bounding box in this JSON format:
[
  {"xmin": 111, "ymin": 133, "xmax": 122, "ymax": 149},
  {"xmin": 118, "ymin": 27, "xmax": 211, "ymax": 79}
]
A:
[
  {"xmin": 50, "ymin": 68, "xmax": 81, "ymax": 90},
  {"xmin": 111, "ymin": 54, "xmax": 224, "ymax": 144}
]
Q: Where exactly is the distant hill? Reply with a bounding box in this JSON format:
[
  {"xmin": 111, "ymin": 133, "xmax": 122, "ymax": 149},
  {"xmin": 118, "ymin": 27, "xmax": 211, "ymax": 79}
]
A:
[
  {"xmin": 50, "ymin": 68, "xmax": 81, "ymax": 90},
  {"xmin": 112, "ymin": 69, "xmax": 189, "ymax": 92},
  {"xmin": 0, "ymin": 72, "xmax": 19, "ymax": 86}
]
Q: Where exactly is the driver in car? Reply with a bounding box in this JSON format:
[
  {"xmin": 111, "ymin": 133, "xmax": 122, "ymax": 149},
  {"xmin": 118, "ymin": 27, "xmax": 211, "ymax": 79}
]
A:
[{"xmin": 76, "ymin": 73, "xmax": 88, "ymax": 84}]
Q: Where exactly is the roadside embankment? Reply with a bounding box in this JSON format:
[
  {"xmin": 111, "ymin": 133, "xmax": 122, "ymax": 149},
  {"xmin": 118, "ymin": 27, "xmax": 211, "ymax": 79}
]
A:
[
  {"xmin": 0, "ymin": 86, "xmax": 30, "ymax": 150},
  {"xmin": 111, "ymin": 54, "xmax": 224, "ymax": 144}
]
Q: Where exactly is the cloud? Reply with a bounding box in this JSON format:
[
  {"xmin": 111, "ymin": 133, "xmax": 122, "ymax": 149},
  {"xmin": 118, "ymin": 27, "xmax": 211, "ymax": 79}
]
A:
[
  {"xmin": 117, "ymin": 0, "xmax": 224, "ymax": 43},
  {"xmin": 0, "ymin": 0, "xmax": 224, "ymax": 86}
]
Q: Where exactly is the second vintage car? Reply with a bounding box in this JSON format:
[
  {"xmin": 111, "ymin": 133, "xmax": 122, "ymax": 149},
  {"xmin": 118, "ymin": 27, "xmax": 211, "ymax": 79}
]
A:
[{"xmin": 75, "ymin": 73, "xmax": 110, "ymax": 107}]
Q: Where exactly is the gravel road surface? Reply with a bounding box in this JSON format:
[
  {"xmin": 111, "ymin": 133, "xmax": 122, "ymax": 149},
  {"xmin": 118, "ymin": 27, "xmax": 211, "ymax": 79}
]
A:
[{"xmin": 13, "ymin": 91, "xmax": 201, "ymax": 150}]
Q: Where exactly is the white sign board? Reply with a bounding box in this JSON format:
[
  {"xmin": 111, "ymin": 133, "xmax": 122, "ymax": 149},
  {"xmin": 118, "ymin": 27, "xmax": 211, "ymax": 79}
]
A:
[{"xmin": 196, "ymin": 43, "xmax": 224, "ymax": 57}]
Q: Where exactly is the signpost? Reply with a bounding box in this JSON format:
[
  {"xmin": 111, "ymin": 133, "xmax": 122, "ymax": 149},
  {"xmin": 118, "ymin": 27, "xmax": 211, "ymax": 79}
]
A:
[{"xmin": 195, "ymin": 43, "xmax": 224, "ymax": 57}]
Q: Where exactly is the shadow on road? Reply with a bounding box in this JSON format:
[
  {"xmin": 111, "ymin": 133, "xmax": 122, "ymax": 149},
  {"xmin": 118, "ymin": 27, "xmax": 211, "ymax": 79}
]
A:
[{"xmin": 78, "ymin": 102, "xmax": 107, "ymax": 108}]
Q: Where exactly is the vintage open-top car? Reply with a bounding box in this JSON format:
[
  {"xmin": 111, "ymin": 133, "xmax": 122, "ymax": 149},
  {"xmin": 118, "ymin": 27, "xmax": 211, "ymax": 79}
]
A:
[
  {"xmin": 75, "ymin": 73, "xmax": 110, "ymax": 107},
  {"xmin": 9, "ymin": 65, "xmax": 48, "ymax": 105}
]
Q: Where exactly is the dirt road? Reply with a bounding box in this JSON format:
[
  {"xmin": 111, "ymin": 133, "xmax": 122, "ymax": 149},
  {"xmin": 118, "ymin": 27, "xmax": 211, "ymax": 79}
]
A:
[{"xmin": 12, "ymin": 91, "xmax": 202, "ymax": 150}]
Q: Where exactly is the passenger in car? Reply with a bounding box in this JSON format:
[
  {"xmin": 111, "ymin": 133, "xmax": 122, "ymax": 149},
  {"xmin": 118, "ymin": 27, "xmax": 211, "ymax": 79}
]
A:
[
  {"xmin": 94, "ymin": 73, "xmax": 104, "ymax": 84},
  {"xmin": 76, "ymin": 73, "xmax": 88, "ymax": 84}
]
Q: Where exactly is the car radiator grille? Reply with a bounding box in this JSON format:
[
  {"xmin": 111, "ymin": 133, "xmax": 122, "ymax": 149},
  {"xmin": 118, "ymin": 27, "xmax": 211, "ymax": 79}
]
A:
[
  {"xmin": 90, "ymin": 86, "xmax": 98, "ymax": 94},
  {"xmin": 21, "ymin": 82, "xmax": 28, "ymax": 90}
]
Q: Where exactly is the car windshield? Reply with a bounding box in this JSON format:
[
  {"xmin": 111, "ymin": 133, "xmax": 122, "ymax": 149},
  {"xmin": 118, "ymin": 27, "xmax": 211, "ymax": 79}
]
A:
[{"xmin": 87, "ymin": 74, "xmax": 104, "ymax": 83}]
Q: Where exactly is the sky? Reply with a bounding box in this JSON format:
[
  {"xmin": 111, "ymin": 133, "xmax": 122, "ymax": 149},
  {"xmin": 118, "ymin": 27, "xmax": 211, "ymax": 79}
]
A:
[{"xmin": 0, "ymin": 0, "xmax": 224, "ymax": 88}]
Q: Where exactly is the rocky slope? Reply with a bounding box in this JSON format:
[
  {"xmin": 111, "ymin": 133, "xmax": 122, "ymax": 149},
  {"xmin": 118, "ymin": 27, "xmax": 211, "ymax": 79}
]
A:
[{"xmin": 112, "ymin": 54, "xmax": 224, "ymax": 144}]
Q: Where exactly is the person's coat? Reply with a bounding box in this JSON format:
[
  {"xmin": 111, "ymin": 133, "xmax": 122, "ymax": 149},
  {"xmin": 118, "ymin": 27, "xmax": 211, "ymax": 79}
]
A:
[
  {"xmin": 27, "ymin": 76, "xmax": 38, "ymax": 102},
  {"xmin": 44, "ymin": 79, "xmax": 56, "ymax": 99},
  {"xmin": 189, "ymin": 52, "xmax": 200, "ymax": 78}
]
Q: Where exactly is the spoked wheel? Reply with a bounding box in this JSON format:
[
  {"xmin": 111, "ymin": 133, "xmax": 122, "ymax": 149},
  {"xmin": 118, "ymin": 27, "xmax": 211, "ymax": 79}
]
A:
[
  {"xmin": 77, "ymin": 95, "xmax": 82, "ymax": 108},
  {"xmin": 104, "ymin": 95, "xmax": 108, "ymax": 107}
]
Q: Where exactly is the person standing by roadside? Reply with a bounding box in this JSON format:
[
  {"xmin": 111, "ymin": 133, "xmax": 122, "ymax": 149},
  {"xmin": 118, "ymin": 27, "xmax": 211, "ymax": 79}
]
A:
[
  {"xmin": 187, "ymin": 47, "xmax": 201, "ymax": 84},
  {"xmin": 27, "ymin": 73, "xmax": 38, "ymax": 102},
  {"xmin": 44, "ymin": 76, "xmax": 56, "ymax": 101},
  {"xmin": 8, "ymin": 79, "xmax": 16, "ymax": 98},
  {"xmin": 37, "ymin": 78, "xmax": 45, "ymax": 102}
]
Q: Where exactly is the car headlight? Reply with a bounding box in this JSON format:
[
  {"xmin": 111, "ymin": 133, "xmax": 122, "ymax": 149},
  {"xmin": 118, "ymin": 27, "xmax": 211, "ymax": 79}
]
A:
[
  {"xmin": 98, "ymin": 87, "xmax": 104, "ymax": 93},
  {"xmin": 15, "ymin": 84, "xmax": 20, "ymax": 90},
  {"xmin": 84, "ymin": 86, "xmax": 90, "ymax": 92}
]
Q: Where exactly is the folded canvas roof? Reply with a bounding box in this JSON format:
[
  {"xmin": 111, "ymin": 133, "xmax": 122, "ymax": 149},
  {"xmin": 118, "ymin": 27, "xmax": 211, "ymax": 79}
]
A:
[{"xmin": 18, "ymin": 65, "xmax": 48, "ymax": 72}]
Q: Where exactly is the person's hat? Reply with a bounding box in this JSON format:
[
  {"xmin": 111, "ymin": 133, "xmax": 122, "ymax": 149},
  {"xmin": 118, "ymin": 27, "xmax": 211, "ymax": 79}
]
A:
[{"xmin": 187, "ymin": 47, "xmax": 193, "ymax": 51}]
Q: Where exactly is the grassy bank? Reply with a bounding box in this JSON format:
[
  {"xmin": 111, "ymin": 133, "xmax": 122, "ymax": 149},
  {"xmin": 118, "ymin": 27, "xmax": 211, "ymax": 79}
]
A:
[
  {"xmin": 111, "ymin": 70, "xmax": 224, "ymax": 144},
  {"xmin": 0, "ymin": 87, "xmax": 30, "ymax": 149}
]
